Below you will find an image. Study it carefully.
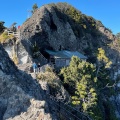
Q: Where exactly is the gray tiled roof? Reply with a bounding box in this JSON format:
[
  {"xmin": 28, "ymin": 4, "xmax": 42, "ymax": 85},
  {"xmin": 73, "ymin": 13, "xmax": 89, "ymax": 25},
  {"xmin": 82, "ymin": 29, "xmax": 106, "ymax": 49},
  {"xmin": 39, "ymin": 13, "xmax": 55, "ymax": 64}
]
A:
[{"xmin": 45, "ymin": 50, "xmax": 87, "ymax": 59}]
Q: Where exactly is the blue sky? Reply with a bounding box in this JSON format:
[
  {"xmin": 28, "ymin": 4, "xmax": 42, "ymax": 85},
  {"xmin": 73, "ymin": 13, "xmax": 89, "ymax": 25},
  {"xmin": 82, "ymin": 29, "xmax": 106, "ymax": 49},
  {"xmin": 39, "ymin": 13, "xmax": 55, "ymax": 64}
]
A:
[{"xmin": 0, "ymin": 0, "xmax": 120, "ymax": 34}]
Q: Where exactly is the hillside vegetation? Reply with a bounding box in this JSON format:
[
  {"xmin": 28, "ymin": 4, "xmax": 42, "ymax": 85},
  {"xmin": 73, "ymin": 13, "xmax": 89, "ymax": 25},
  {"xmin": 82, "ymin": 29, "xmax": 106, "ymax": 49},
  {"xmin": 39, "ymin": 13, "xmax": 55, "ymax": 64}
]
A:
[
  {"xmin": 60, "ymin": 48, "xmax": 116, "ymax": 120},
  {"xmin": 0, "ymin": 31, "xmax": 14, "ymax": 43},
  {"xmin": 0, "ymin": 21, "xmax": 5, "ymax": 33},
  {"xmin": 55, "ymin": 2, "xmax": 111, "ymax": 38}
]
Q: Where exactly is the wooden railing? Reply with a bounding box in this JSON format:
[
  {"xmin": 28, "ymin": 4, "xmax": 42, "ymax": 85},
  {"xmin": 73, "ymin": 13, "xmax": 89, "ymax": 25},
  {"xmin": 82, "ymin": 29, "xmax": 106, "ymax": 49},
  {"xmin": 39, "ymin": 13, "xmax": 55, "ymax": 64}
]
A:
[{"xmin": 7, "ymin": 31, "xmax": 20, "ymax": 38}]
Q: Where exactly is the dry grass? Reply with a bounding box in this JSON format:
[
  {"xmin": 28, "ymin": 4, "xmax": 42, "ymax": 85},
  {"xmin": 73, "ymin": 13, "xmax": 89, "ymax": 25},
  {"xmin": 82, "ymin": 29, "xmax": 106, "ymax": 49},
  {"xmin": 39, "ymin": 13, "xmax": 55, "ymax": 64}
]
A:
[
  {"xmin": 12, "ymin": 53, "xmax": 19, "ymax": 65},
  {"xmin": 37, "ymin": 71, "xmax": 59, "ymax": 84},
  {"xmin": 0, "ymin": 32, "xmax": 14, "ymax": 43}
]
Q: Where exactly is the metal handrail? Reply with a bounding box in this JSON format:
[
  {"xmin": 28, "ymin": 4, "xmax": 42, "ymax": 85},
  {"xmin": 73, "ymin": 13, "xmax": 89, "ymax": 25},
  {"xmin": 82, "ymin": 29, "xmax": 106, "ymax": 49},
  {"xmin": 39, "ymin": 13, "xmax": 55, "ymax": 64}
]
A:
[
  {"xmin": 48, "ymin": 95, "xmax": 81, "ymax": 120},
  {"xmin": 61, "ymin": 101, "xmax": 92, "ymax": 120},
  {"xmin": 49, "ymin": 102, "xmax": 71, "ymax": 120},
  {"xmin": 53, "ymin": 100, "xmax": 81, "ymax": 120},
  {"xmin": 47, "ymin": 93, "xmax": 92, "ymax": 120}
]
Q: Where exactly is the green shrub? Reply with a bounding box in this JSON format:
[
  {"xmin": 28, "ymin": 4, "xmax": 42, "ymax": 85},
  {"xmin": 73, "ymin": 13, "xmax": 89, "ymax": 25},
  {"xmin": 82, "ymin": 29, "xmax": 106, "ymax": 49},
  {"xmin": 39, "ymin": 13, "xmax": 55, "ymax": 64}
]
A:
[
  {"xmin": 37, "ymin": 71, "xmax": 58, "ymax": 83},
  {"xmin": 0, "ymin": 21, "xmax": 5, "ymax": 33},
  {"xmin": 66, "ymin": 6, "xmax": 82, "ymax": 24}
]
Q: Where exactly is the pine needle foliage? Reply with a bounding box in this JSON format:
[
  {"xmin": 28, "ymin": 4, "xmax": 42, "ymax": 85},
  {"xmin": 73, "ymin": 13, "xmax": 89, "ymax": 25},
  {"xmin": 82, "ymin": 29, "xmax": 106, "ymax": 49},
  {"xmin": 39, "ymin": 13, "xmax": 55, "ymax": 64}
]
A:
[{"xmin": 60, "ymin": 49, "xmax": 116, "ymax": 119}]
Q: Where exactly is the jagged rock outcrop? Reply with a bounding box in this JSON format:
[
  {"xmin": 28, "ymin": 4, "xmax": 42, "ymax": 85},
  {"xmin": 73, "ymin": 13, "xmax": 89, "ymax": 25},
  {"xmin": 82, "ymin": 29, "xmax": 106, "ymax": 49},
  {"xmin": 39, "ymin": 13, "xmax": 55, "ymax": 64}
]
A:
[
  {"xmin": 19, "ymin": 3, "xmax": 120, "ymax": 64},
  {"xmin": 2, "ymin": 3, "xmax": 120, "ymax": 66},
  {"xmin": 0, "ymin": 44, "xmax": 53, "ymax": 120}
]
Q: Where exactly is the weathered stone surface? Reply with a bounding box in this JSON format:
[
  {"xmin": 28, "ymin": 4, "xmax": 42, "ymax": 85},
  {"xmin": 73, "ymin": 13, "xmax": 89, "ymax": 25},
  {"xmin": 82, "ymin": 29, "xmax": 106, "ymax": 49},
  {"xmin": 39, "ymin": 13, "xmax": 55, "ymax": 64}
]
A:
[
  {"xmin": 0, "ymin": 44, "xmax": 53, "ymax": 120},
  {"xmin": 2, "ymin": 3, "xmax": 119, "ymax": 67},
  {"xmin": 18, "ymin": 3, "xmax": 120, "ymax": 65},
  {"xmin": 2, "ymin": 39, "xmax": 32, "ymax": 64}
]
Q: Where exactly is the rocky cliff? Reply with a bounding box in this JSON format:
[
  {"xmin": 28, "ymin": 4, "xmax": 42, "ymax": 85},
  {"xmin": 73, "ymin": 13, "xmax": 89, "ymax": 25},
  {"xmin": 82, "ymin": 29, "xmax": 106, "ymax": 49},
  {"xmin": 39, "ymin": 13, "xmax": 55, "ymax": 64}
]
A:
[
  {"xmin": 2, "ymin": 3, "xmax": 120, "ymax": 66},
  {"xmin": 19, "ymin": 3, "xmax": 120, "ymax": 64},
  {"xmin": 18, "ymin": 2, "xmax": 120, "ymax": 119},
  {"xmin": 0, "ymin": 44, "xmax": 53, "ymax": 120},
  {"xmin": 1, "ymin": 2, "xmax": 120, "ymax": 119}
]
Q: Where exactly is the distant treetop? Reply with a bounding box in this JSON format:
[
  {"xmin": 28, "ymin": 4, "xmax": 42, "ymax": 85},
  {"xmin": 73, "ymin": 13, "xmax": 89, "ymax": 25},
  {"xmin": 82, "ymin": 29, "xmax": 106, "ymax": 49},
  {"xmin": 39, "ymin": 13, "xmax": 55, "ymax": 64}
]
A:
[
  {"xmin": 32, "ymin": 3, "xmax": 38, "ymax": 14},
  {"xmin": 0, "ymin": 21, "xmax": 5, "ymax": 33}
]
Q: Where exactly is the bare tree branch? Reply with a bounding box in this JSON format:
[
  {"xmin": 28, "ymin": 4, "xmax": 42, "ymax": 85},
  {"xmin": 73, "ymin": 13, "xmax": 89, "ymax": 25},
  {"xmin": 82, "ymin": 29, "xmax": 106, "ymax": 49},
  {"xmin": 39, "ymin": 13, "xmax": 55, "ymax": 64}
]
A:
[{"xmin": 100, "ymin": 81, "xmax": 116, "ymax": 90}]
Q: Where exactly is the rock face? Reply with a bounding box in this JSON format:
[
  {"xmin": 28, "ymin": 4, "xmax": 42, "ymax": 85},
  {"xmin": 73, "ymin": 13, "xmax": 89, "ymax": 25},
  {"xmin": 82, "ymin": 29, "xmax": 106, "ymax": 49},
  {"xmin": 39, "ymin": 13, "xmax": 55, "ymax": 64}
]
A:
[
  {"xmin": 18, "ymin": 2, "xmax": 120, "ymax": 119},
  {"xmin": 3, "ymin": 3, "xmax": 120, "ymax": 66},
  {"xmin": 2, "ymin": 2, "xmax": 120, "ymax": 119},
  {"xmin": 19, "ymin": 3, "xmax": 120, "ymax": 64},
  {"xmin": 2, "ymin": 39, "xmax": 32, "ymax": 64},
  {"xmin": 0, "ymin": 44, "xmax": 52, "ymax": 120}
]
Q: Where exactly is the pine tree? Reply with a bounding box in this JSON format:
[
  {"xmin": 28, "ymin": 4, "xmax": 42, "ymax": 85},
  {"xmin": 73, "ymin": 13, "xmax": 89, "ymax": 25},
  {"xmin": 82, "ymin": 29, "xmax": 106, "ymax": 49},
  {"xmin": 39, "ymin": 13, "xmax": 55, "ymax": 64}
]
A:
[
  {"xmin": 32, "ymin": 3, "xmax": 38, "ymax": 14},
  {"xmin": 0, "ymin": 21, "xmax": 5, "ymax": 33},
  {"xmin": 61, "ymin": 56, "xmax": 98, "ymax": 113},
  {"xmin": 60, "ymin": 48, "xmax": 114, "ymax": 119}
]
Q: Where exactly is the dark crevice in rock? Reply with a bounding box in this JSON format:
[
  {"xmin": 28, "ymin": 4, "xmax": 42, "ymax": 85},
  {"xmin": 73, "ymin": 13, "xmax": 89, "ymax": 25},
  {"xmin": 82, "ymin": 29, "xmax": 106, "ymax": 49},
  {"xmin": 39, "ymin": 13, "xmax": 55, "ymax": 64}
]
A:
[{"xmin": 49, "ymin": 14, "xmax": 57, "ymax": 31}]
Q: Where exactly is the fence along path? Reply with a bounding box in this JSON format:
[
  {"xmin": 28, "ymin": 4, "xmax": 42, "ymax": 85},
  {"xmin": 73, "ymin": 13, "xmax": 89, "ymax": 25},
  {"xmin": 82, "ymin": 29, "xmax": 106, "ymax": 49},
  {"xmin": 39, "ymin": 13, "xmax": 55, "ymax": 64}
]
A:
[
  {"xmin": 7, "ymin": 30, "xmax": 20, "ymax": 38},
  {"xmin": 47, "ymin": 93, "xmax": 92, "ymax": 120}
]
